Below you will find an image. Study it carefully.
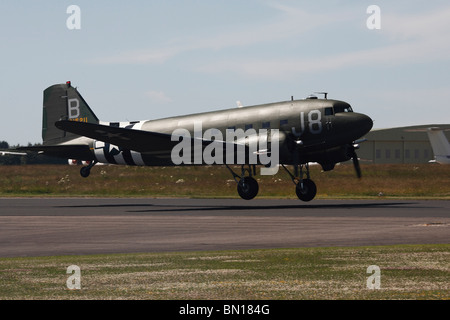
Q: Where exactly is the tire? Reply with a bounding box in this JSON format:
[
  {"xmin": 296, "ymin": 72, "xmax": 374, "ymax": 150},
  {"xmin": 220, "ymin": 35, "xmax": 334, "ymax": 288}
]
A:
[
  {"xmin": 295, "ymin": 179, "xmax": 317, "ymax": 202},
  {"xmin": 237, "ymin": 177, "xmax": 259, "ymax": 200},
  {"xmin": 80, "ymin": 166, "xmax": 91, "ymax": 178}
]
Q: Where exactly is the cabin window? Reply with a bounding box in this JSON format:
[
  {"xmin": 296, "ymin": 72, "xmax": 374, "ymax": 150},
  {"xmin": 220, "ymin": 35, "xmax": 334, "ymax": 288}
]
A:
[
  {"xmin": 324, "ymin": 107, "xmax": 333, "ymax": 116},
  {"xmin": 280, "ymin": 119, "xmax": 288, "ymax": 126},
  {"xmin": 262, "ymin": 121, "xmax": 270, "ymax": 128},
  {"xmin": 245, "ymin": 124, "xmax": 253, "ymax": 130}
]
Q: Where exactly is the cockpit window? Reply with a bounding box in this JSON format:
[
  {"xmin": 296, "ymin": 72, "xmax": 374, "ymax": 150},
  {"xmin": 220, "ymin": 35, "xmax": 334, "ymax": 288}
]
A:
[{"xmin": 334, "ymin": 104, "xmax": 353, "ymax": 113}]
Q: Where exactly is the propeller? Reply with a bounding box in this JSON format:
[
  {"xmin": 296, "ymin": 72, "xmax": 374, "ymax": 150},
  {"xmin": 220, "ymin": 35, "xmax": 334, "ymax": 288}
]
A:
[{"xmin": 350, "ymin": 143, "xmax": 362, "ymax": 179}]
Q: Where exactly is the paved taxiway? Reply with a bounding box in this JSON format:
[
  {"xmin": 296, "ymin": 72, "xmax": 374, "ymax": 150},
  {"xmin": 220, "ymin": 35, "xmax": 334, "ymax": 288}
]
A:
[{"xmin": 0, "ymin": 198, "xmax": 448, "ymax": 257}]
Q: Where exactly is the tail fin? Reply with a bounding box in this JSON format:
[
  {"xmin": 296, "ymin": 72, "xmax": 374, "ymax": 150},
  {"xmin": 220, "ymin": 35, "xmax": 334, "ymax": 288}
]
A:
[
  {"xmin": 427, "ymin": 127, "xmax": 450, "ymax": 163},
  {"xmin": 42, "ymin": 81, "xmax": 99, "ymax": 145}
]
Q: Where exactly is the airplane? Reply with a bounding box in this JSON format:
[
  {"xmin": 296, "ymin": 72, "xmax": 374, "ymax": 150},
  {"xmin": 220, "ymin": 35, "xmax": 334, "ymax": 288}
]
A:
[
  {"xmin": 426, "ymin": 127, "xmax": 450, "ymax": 164},
  {"xmin": 18, "ymin": 81, "xmax": 373, "ymax": 201}
]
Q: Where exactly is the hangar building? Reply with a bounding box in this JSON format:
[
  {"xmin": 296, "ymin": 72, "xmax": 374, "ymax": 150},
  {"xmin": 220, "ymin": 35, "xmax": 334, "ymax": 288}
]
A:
[{"xmin": 357, "ymin": 124, "xmax": 450, "ymax": 164}]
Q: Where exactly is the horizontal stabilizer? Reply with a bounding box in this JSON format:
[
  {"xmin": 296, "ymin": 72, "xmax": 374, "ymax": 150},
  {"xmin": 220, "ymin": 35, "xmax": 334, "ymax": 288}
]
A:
[{"xmin": 0, "ymin": 150, "xmax": 27, "ymax": 156}]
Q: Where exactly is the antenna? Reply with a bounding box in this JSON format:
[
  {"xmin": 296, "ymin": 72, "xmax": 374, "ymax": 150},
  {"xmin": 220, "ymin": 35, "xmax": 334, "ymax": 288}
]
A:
[{"xmin": 314, "ymin": 92, "xmax": 328, "ymax": 99}]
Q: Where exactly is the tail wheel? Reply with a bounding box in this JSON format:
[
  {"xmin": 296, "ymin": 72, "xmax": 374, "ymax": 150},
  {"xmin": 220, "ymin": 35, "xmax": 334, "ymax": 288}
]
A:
[
  {"xmin": 237, "ymin": 177, "xmax": 259, "ymax": 200},
  {"xmin": 79, "ymin": 160, "xmax": 97, "ymax": 178},
  {"xmin": 295, "ymin": 179, "xmax": 317, "ymax": 202},
  {"xmin": 80, "ymin": 166, "xmax": 91, "ymax": 178}
]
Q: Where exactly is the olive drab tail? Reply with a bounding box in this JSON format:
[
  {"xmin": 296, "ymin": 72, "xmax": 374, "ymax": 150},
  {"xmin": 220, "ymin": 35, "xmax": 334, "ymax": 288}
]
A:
[{"xmin": 42, "ymin": 81, "xmax": 99, "ymax": 145}]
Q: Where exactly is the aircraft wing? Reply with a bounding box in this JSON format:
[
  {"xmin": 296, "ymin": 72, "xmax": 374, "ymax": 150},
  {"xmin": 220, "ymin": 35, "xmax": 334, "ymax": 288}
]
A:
[
  {"xmin": 55, "ymin": 120, "xmax": 226, "ymax": 153},
  {"xmin": 17, "ymin": 145, "xmax": 93, "ymax": 160}
]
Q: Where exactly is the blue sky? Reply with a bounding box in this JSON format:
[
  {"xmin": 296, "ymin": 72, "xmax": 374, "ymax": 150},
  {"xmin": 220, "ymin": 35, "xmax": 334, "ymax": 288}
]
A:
[{"xmin": 1, "ymin": 0, "xmax": 449, "ymax": 145}]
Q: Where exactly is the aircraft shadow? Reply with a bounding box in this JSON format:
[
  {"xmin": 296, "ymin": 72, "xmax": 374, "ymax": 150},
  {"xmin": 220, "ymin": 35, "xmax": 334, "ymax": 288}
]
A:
[{"xmin": 55, "ymin": 201, "xmax": 431, "ymax": 215}]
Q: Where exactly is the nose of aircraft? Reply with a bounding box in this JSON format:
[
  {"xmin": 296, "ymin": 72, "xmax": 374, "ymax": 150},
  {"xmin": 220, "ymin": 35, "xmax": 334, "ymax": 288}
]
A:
[
  {"xmin": 325, "ymin": 107, "xmax": 373, "ymax": 149},
  {"xmin": 340, "ymin": 112, "xmax": 373, "ymax": 142},
  {"xmin": 356, "ymin": 113, "xmax": 373, "ymax": 136}
]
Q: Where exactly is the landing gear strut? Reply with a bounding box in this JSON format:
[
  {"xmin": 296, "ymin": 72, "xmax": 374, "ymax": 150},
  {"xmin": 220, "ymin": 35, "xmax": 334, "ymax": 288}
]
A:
[
  {"xmin": 80, "ymin": 161, "xmax": 97, "ymax": 178},
  {"xmin": 226, "ymin": 164, "xmax": 259, "ymax": 200},
  {"xmin": 282, "ymin": 163, "xmax": 317, "ymax": 202}
]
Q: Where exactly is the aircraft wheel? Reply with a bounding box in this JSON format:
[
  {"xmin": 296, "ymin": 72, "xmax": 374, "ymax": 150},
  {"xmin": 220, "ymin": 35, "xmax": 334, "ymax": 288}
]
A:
[
  {"xmin": 80, "ymin": 166, "xmax": 91, "ymax": 178},
  {"xmin": 295, "ymin": 179, "xmax": 317, "ymax": 202},
  {"xmin": 237, "ymin": 177, "xmax": 259, "ymax": 200}
]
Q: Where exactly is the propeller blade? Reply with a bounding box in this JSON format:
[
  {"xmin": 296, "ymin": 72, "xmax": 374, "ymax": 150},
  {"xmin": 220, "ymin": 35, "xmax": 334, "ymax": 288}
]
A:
[{"xmin": 352, "ymin": 151, "xmax": 362, "ymax": 178}]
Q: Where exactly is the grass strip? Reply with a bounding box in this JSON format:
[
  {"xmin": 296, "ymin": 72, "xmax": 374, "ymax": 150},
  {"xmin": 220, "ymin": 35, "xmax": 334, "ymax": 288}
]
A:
[
  {"xmin": 0, "ymin": 244, "xmax": 448, "ymax": 300},
  {"xmin": 0, "ymin": 164, "xmax": 449, "ymax": 199}
]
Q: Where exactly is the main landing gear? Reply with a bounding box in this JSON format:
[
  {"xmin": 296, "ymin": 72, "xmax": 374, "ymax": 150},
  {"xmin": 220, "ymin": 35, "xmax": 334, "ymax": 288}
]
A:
[
  {"xmin": 226, "ymin": 164, "xmax": 259, "ymax": 200},
  {"xmin": 226, "ymin": 163, "xmax": 317, "ymax": 201},
  {"xmin": 282, "ymin": 163, "xmax": 317, "ymax": 202}
]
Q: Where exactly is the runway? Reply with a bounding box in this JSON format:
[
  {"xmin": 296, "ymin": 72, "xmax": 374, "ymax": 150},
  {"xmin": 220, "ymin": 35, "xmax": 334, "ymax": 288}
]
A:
[{"xmin": 0, "ymin": 198, "xmax": 448, "ymax": 257}]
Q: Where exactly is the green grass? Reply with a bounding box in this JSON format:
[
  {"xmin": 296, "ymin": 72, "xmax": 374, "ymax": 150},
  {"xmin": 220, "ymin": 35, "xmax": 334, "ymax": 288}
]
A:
[
  {"xmin": 0, "ymin": 164, "xmax": 449, "ymax": 199},
  {"xmin": 0, "ymin": 245, "xmax": 448, "ymax": 300}
]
